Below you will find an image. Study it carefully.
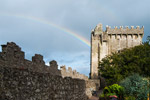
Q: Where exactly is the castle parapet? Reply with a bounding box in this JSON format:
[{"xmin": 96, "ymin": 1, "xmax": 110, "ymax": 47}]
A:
[
  {"xmin": 105, "ymin": 25, "xmax": 144, "ymax": 34},
  {"xmin": 0, "ymin": 42, "xmax": 61, "ymax": 76},
  {"xmin": 49, "ymin": 60, "xmax": 58, "ymax": 69},
  {"xmin": 94, "ymin": 23, "xmax": 103, "ymax": 35},
  {"xmin": 32, "ymin": 54, "xmax": 45, "ymax": 65},
  {"xmin": 60, "ymin": 65, "xmax": 88, "ymax": 80},
  {"xmin": 0, "ymin": 42, "xmax": 25, "ymax": 61},
  {"xmin": 60, "ymin": 65, "xmax": 66, "ymax": 71},
  {"xmin": 0, "ymin": 42, "xmax": 88, "ymax": 80}
]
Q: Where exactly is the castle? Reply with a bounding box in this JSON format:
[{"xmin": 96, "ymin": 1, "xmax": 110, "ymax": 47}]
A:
[
  {"xmin": 90, "ymin": 24, "xmax": 144, "ymax": 79},
  {"xmin": 0, "ymin": 23, "xmax": 145, "ymax": 99}
]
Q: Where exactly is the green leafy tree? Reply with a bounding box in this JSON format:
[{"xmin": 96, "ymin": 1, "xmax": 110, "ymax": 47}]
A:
[{"xmin": 99, "ymin": 36, "xmax": 150, "ymax": 85}]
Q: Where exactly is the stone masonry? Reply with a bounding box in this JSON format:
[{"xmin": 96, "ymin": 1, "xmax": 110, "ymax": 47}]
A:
[
  {"xmin": 0, "ymin": 67, "xmax": 89, "ymax": 100},
  {"xmin": 60, "ymin": 65, "xmax": 88, "ymax": 80},
  {"xmin": 90, "ymin": 23, "xmax": 144, "ymax": 79},
  {"xmin": 0, "ymin": 42, "xmax": 100, "ymax": 100}
]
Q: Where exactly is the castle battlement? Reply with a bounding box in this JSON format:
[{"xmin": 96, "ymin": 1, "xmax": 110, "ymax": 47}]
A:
[
  {"xmin": 90, "ymin": 23, "xmax": 144, "ymax": 79},
  {"xmin": 0, "ymin": 42, "xmax": 61, "ymax": 75},
  {"xmin": 60, "ymin": 65, "xmax": 88, "ymax": 80},
  {"xmin": 1, "ymin": 42, "xmax": 25, "ymax": 61},
  {"xmin": 0, "ymin": 42, "xmax": 99, "ymax": 99},
  {"xmin": 0, "ymin": 42, "xmax": 88, "ymax": 80},
  {"xmin": 32, "ymin": 54, "xmax": 45, "ymax": 65},
  {"xmin": 105, "ymin": 25, "xmax": 144, "ymax": 34}
]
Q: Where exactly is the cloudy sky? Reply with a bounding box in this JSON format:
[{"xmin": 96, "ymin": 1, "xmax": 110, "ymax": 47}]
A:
[{"xmin": 0, "ymin": 0, "xmax": 150, "ymax": 76}]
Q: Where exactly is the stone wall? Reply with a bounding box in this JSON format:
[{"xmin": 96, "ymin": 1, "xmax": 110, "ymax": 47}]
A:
[
  {"xmin": 0, "ymin": 42, "xmax": 100, "ymax": 99},
  {"xmin": 90, "ymin": 24, "xmax": 144, "ymax": 79},
  {"xmin": 0, "ymin": 67, "xmax": 88, "ymax": 100},
  {"xmin": 60, "ymin": 65, "xmax": 88, "ymax": 80},
  {"xmin": 85, "ymin": 80, "xmax": 100, "ymax": 97}
]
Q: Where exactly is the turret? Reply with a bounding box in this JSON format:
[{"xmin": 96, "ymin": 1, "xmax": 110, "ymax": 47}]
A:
[{"xmin": 94, "ymin": 23, "xmax": 103, "ymax": 35}]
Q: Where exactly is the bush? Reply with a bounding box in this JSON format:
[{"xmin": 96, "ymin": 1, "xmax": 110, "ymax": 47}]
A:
[
  {"xmin": 120, "ymin": 74, "xmax": 150, "ymax": 100},
  {"xmin": 125, "ymin": 96, "xmax": 136, "ymax": 100},
  {"xmin": 100, "ymin": 84, "xmax": 124, "ymax": 99}
]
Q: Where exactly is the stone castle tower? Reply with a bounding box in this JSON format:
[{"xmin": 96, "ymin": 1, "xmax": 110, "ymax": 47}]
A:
[{"xmin": 90, "ymin": 23, "xmax": 144, "ymax": 79}]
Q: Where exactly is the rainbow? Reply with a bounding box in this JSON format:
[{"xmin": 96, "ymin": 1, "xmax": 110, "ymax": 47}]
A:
[{"xmin": 0, "ymin": 13, "xmax": 90, "ymax": 47}]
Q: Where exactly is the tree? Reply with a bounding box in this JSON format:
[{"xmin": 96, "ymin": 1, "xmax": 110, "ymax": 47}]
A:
[{"xmin": 99, "ymin": 36, "xmax": 150, "ymax": 85}]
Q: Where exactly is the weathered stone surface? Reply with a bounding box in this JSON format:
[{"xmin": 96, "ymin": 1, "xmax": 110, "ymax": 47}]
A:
[
  {"xmin": 60, "ymin": 65, "xmax": 89, "ymax": 80},
  {"xmin": 85, "ymin": 80, "xmax": 100, "ymax": 98},
  {"xmin": 90, "ymin": 24, "xmax": 144, "ymax": 79},
  {"xmin": 0, "ymin": 67, "xmax": 88, "ymax": 100},
  {"xmin": 0, "ymin": 42, "xmax": 100, "ymax": 99}
]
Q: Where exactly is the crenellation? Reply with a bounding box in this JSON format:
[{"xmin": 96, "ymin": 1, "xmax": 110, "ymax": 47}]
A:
[
  {"xmin": 114, "ymin": 26, "xmax": 118, "ymax": 29},
  {"xmin": 119, "ymin": 26, "xmax": 123, "ymax": 29},
  {"xmin": 32, "ymin": 54, "xmax": 45, "ymax": 65},
  {"xmin": 60, "ymin": 65, "xmax": 66, "ymax": 71},
  {"xmin": 94, "ymin": 23, "xmax": 103, "ymax": 35},
  {"xmin": 90, "ymin": 23, "xmax": 144, "ymax": 79},
  {"xmin": 73, "ymin": 69, "xmax": 76, "ymax": 73},
  {"xmin": 0, "ymin": 42, "xmax": 61, "ymax": 75},
  {"xmin": 49, "ymin": 60, "xmax": 58, "ymax": 69},
  {"xmin": 0, "ymin": 42, "xmax": 89, "ymax": 79},
  {"xmin": 60, "ymin": 65, "xmax": 88, "ymax": 80},
  {"xmin": 125, "ymin": 26, "xmax": 129, "ymax": 29},
  {"xmin": 0, "ymin": 42, "xmax": 25, "ymax": 62},
  {"xmin": 0, "ymin": 42, "xmax": 99, "ymax": 99},
  {"xmin": 1, "ymin": 44, "xmax": 7, "ymax": 52},
  {"xmin": 106, "ymin": 26, "xmax": 144, "ymax": 35},
  {"xmin": 68, "ymin": 67, "xmax": 72, "ymax": 73},
  {"xmin": 131, "ymin": 26, "xmax": 134, "ymax": 29},
  {"xmin": 136, "ymin": 26, "xmax": 140, "ymax": 29}
]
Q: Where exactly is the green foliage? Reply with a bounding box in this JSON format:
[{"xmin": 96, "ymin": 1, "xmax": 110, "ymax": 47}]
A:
[
  {"xmin": 99, "ymin": 37, "xmax": 150, "ymax": 85},
  {"xmin": 100, "ymin": 84, "xmax": 124, "ymax": 99},
  {"xmin": 120, "ymin": 74, "xmax": 150, "ymax": 100},
  {"xmin": 100, "ymin": 92, "xmax": 116, "ymax": 98},
  {"xmin": 125, "ymin": 96, "xmax": 136, "ymax": 100}
]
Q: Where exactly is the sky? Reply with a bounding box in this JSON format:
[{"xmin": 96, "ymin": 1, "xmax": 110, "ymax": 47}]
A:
[{"xmin": 0, "ymin": 0, "xmax": 150, "ymax": 76}]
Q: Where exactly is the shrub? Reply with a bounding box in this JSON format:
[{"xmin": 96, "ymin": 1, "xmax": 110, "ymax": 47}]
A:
[
  {"xmin": 100, "ymin": 84, "xmax": 124, "ymax": 99},
  {"xmin": 125, "ymin": 96, "xmax": 136, "ymax": 100},
  {"xmin": 120, "ymin": 74, "xmax": 150, "ymax": 100}
]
